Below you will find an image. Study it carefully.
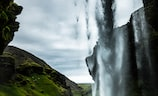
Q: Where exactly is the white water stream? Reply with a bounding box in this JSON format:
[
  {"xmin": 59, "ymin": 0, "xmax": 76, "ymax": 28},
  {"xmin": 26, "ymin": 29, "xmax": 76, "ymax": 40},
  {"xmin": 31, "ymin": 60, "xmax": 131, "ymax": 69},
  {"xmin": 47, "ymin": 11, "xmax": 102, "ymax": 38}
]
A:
[{"xmin": 85, "ymin": 0, "xmax": 143, "ymax": 96}]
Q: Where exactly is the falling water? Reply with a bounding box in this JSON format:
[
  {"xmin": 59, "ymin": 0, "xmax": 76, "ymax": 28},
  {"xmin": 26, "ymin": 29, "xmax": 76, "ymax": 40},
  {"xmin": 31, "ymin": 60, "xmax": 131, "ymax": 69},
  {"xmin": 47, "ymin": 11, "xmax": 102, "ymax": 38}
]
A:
[{"xmin": 85, "ymin": 0, "xmax": 146, "ymax": 96}]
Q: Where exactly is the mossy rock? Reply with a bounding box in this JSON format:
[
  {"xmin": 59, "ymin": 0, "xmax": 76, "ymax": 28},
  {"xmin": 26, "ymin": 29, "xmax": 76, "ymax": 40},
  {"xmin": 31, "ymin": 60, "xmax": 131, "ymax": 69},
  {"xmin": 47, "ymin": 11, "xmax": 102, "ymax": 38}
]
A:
[
  {"xmin": 0, "ymin": 56, "xmax": 15, "ymax": 83},
  {"xmin": 0, "ymin": 0, "xmax": 22, "ymax": 55},
  {"xmin": 16, "ymin": 58, "xmax": 44, "ymax": 76}
]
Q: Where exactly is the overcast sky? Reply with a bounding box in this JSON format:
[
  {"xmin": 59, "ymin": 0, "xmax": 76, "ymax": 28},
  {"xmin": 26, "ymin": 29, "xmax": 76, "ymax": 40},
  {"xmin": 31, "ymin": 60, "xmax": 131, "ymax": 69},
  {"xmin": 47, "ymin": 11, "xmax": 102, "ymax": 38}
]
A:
[
  {"xmin": 10, "ymin": 0, "xmax": 143, "ymax": 83},
  {"xmin": 11, "ymin": 0, "xmax": 94, "ymax": 83}
]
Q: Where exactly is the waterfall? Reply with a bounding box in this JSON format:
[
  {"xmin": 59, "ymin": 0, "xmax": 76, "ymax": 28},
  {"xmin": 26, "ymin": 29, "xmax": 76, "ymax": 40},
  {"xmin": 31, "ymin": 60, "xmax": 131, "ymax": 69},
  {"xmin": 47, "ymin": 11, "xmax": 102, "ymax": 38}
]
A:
[{"xmin": 85, "ymin": 0, "xmax": 150, "ymax": 96}]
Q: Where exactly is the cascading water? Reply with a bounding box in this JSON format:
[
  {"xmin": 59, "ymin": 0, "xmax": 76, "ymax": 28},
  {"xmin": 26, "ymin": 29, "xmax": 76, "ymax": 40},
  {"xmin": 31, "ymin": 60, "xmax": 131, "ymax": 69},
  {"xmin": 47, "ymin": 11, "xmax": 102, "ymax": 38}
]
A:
[{"xmin": 84, "ymin": 0, "xmax": 155, "ymax": 96}]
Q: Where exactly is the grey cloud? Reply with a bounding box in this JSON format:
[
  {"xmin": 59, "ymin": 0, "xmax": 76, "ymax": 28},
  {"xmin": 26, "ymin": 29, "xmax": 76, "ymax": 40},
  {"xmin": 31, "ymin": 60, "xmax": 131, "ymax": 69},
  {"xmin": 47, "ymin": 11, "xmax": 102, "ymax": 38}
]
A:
[{"xmin": 13, "ymin": 0, "xmax": 92, "ymax": 83}]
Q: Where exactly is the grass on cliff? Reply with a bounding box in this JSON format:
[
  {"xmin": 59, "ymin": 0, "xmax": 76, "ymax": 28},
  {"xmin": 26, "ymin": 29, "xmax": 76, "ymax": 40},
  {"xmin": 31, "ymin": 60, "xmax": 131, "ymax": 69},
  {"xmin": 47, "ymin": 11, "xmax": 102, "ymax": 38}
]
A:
[
  {"xmin": 0, "ymin": 74, "xmax": 66, "ymax": 96},
  {"xmin": 79, "ymin": 84, "xmax": 92, "ymax": 96},
  {"xmin": 0, "ymin": 51, "xmax": 67, "ymax": 96}
]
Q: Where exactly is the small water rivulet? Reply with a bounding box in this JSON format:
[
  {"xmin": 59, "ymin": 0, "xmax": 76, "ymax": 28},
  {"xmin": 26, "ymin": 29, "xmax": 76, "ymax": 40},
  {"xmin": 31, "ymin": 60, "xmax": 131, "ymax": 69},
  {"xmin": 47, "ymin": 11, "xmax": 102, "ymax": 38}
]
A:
[{"xmin": 85, "ymin": 0, "xmax": 158, "ymax": 96}]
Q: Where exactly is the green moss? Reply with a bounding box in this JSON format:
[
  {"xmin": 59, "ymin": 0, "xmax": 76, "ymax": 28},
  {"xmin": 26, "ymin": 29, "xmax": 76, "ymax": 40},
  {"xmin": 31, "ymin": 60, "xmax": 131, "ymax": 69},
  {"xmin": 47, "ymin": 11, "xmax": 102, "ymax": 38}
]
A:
[
  {"xmin": 0, "ymin": 85, "xmax": 27, "ymax": 96},
  {"xmin": 0, "ymin": 74, "xmax": 66, "ymax": 96},
  {"xmin": 16, "ymin": 58, "xmax": 44, "ymax": 75},
  {"xmin": 28, "ymin": 74, "xmax": 65, "ymax": 96},
  {"xmin": 2, "ymin": 26, "xmax": 11, "ymax": 41},
  {"xmin": 2, "ymin": 52, "xmax": 14, "ymax": 57},
  {"xmin": 0, "ymin": 11, "xmax": 8, "ymax": 24},
  {"xmin": 21, "ymin": 58, "xmax": 42, "ymax": 68}
]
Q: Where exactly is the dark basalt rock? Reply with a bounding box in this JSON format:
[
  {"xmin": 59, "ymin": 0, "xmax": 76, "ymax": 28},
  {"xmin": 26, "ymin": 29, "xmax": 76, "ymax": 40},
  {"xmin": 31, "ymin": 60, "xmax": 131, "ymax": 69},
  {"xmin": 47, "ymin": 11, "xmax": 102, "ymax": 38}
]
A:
[
  {"xmin": 86, "ymin": 44, "xmax": 98, "ymax": 80},
  {"xmin": 143, "ymin": 0, "xmax": 158, "ymax": 31},
  {"xmin": 0, "ymin": 56, "xmax": 15, "ymax": 83}
]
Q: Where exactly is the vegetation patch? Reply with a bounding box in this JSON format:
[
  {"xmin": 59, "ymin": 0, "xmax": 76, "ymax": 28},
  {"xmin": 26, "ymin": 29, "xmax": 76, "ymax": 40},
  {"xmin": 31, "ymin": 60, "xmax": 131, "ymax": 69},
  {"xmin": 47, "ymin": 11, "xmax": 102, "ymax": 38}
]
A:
[
  {"xmin": 0, "ymin": 46, "xmax": 92, "ymax": 96},
  {"xmin": 0, "ymin": 74, "xmax": 66, "ymax": 96}
]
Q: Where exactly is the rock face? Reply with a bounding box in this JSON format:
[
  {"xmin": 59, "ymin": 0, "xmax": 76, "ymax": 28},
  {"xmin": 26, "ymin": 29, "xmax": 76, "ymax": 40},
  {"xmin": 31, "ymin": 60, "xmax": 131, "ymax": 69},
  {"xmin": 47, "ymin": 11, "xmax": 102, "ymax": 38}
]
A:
[
  {"xmin": 86, "ymin": 1, "xmax": 158, "ymax": 96},
  {"xmin": 86, "ymin": 45, "xmax": 98, "ymax": 80},
  {"xmin": 0, "ymin": 56, "xmax": 15, "ymax": 83},
  {"xmin": 0, "ymin": 0, "xmax": 22, "ymax": 54},
  {"xmin": 143, "ymin": 0, "xmax": 158, "ymax": 78},
  {"xmin": 143, "ymin": 0, "xmax": 158, "ymax": 31}
]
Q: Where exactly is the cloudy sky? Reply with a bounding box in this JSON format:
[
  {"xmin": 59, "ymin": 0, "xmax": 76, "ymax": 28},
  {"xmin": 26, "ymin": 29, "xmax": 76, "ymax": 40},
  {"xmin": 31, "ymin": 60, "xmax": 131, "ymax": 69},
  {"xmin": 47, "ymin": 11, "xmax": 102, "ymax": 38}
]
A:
[
  {"xmin": 11, "ymin": 0, "xmax": 95, "ymax": 83},
  {"xmin": 10, "ymin": 0, "xmax": 143, "ymax": 83}
]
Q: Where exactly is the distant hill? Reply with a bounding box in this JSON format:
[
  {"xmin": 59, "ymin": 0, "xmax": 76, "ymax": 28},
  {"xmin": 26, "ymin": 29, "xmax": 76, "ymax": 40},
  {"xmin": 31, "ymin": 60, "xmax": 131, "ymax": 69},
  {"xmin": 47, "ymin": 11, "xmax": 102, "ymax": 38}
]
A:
[{"xmin": 0, "ymin": 46, "xmax": 92, "ymax": 96}]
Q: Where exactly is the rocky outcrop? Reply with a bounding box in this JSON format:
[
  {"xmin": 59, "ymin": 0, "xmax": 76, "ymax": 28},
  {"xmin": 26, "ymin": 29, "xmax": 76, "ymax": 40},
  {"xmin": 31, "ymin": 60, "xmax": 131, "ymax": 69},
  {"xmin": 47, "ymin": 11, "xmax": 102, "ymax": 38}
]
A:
[
  {"xmin": 4, "ymin": 46, "xmax": 51, "ymax": 69},
  {"xmin": 0, "ymin": 0, "xmax": 22, "ymax": 54},
  {"xmin": 0, "ymin": 56, "xmax": 15, "ymax": 83},
  {"xmin": 86, "ymin": 44, "xmax": 98, "ymax": 80},
  {"xmin": 143, "ymin": 0, "xmax": 158, "ymax": 31}
]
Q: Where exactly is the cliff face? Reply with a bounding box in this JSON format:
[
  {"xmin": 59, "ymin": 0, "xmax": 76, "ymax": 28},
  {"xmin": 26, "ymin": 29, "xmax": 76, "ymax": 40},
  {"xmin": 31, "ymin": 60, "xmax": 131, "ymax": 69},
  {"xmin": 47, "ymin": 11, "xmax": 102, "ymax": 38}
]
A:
[
  {"xmin": 0, "ymin": 0, "xmax": 22, "ymax": 54},
  {"xmin": 86, "ymin": 1, "xmax": 158, "ymax": 96},
  {"xmin": 143, "ymin": 0, "xmax": 158, "ymax": 79},
  {"xmin": 143, "ymin": 0, "xmax": 158, "ymax": 31},
  {"xmin": 0, "ymin": 46, "xmax": 89, "ymax": 96}
]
